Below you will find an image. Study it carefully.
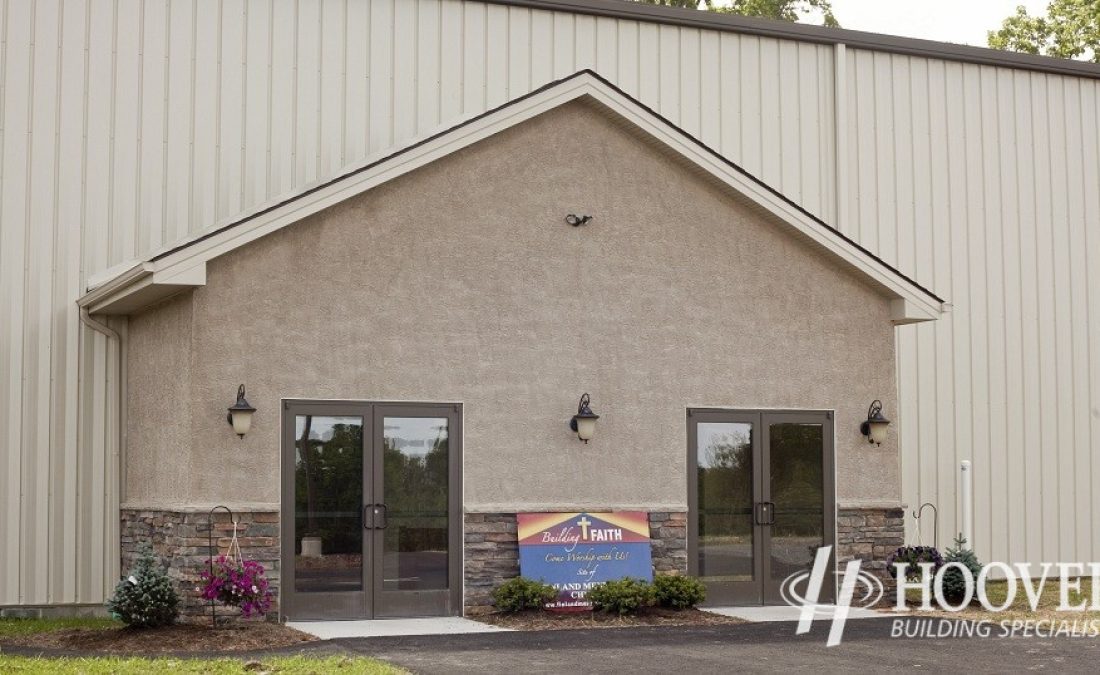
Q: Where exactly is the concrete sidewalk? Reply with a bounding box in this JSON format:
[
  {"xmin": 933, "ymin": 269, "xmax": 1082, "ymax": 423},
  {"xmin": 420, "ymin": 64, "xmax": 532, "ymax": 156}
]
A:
[
  {"xmin": 703, "ymin": 605, "xmax": 890, "ymax": 622},
  {"xmin": 286, "ymin": 617, "xmax": 511, "ymax": 639}
]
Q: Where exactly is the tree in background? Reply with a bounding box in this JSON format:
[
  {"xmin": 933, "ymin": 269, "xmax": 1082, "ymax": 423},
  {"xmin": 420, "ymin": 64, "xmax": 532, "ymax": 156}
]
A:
[
  {"xmin": 988, "ymin": 0, "xmax": 1100, "ymax": 62},
  {"xmin": 633, "ymin": 0, "xmax": 839, "ymax": 27}
]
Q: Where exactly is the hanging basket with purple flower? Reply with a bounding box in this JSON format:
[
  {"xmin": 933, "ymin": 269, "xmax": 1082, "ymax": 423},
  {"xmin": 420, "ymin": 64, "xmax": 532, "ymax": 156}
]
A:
[
  {"xmin": 199, "ymin": 518, "xmax": 273, "ymax": 619},
  {"xmin": 201, "ymin": 555, "xmax": 274, "ymax": 618},
  {"xmin": 885, "ymin": 545, "xmax": 944, "ymax": 581}
]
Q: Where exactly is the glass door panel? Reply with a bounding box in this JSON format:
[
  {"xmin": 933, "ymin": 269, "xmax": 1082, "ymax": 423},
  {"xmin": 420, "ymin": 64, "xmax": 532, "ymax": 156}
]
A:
[
  {"xmin": 765, "ymin": 423, "xmax": 824, "ymax": 580},
  {"xmin": 282, "ymin": 407, "xmax": 372, "ymax": 620},
  {"xmin": 697, "ymin": 422, "xmax": 755, "ymax": 581},
  {"xmin": 689, "ymin": 412, "xmax": 763, "ymax": 605},
  {"xmin": 374, "ymin": 406, "xmax": 457, "ymax": 617},
  {"xmin": 762, "ymin": 414, "xmax": 833, "ymax": 604},
  {"xmin": 294, "ymin": 415, "xmax": 365, "ymax": 593},
  {"xmin": 382, "ymin": 417, "xmax": 450, "ymax": 591}
]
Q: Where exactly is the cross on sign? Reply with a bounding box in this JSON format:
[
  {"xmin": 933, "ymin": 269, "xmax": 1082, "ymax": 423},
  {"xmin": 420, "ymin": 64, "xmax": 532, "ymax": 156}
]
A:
[{"xmin": 576, "ymin": 516, "xmax": 592, "ymax": 540}]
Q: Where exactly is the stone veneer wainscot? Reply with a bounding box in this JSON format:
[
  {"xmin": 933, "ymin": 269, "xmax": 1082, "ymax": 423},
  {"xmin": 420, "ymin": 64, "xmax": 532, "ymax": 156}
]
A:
[
  {"xmin": 120, "ymin": 506, "xmax": 901, "ymax": 617},
  {"xmin": 835, "ymin": 506, "xmax": 905, "ymax": 589},
  {"xmin": 119, "ymin": 508, "xmax": 281, "ymax": 617}
]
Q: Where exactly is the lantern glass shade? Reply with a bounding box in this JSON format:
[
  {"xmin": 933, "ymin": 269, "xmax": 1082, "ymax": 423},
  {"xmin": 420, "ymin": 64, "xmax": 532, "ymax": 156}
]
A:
[
  {"xmin": 867, "ymin": 419, "xmax": 889, "ymax": 445},
  {"xmin": 575, "ymin": 416, "xmax": 597, "ymax": 441},
  {"xmin": 230, "ymin": 409, "xmax": 254, "ymax": 437}
]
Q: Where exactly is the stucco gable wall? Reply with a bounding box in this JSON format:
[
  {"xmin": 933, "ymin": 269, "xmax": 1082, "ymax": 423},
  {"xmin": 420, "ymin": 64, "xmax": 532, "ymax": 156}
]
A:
[
  {"xmin": 126, "ymin": 100, "xmax": 899, "ymax": 510},
  {"xmin": 125, "ymin": 292, "xmax": 195, "ymax": 503}
]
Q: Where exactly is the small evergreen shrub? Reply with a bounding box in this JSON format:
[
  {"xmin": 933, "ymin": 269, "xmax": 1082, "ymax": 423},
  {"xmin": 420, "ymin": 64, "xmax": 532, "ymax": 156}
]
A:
[
  {"xmin": 653, "ymin": 574, "xmax": 706, "ymax": 609},
  {"xmin": 587, "ymin": 578, "xmax": 656, "ymax": 615},
  {"xmin": 106, "ymin": 545, "xmax": 179, "ymax": 628},
  {"xmin": 940, "ymin": 534, "xmax": 983, "ymax": 603},
  {"xmin": 491, "ymin": 576, "xmax": 558, "ymax": 612}
]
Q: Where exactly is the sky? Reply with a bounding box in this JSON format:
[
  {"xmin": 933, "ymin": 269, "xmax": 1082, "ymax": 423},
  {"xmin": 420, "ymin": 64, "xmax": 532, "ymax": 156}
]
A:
[{"xmin": 827, "ymin": 0, "xmax": 1048, "ymax": 47}]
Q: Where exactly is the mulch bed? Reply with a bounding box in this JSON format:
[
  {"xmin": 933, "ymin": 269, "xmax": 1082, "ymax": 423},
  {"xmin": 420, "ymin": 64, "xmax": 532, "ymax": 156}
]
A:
[
  {"xmin": 475, "ymin": 607, "xmax": 745, "ymax": 630},
  {"xmin": 1, "ymin": 618, "xmax": 317, "ymax": 654}
]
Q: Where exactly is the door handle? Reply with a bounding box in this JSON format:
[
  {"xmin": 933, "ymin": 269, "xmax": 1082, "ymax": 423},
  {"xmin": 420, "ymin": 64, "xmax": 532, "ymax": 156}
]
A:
[
  {"xmin": 755, "ymin": 502, "xmax": 776, "ymax": 526},
  {"xmin": 362, "ymin": 504, "xmax": 374, "ymax": 530},
  {"xmin": 373, "ymin": 503, "xmax": 388, "ymax": 530}
]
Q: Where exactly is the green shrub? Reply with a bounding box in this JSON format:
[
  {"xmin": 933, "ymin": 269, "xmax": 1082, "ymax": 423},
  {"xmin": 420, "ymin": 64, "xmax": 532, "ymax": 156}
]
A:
[
  {"xmin": 940, "ymin": 534, "xmax": 983, "ymax": 603},
  {"xmin": 653, "ymin": 574, "xmax": 706, "ymax": 609},
  {"xmin": 106, "ymin": 545, "xmax": 179, "ymax": 628},
  {"xmin": 587, "ymin": 577, "xmax": 656, "ymax": 615},
  {"xmin": 491, "ymin": 577, "xmax": 558, "ymax": 612}
]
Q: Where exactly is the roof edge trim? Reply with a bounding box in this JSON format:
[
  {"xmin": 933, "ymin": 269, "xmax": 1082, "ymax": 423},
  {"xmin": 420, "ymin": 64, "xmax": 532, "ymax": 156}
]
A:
[{"xmin": 488, "ymin": 0, "xmax": 1100, "ymax": 80}]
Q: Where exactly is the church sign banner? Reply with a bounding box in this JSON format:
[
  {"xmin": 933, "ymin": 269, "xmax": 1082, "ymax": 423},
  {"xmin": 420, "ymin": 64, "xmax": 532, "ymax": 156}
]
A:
[{"xmin": 516, "ymin": 511, "xmax": 653, "ymax": 611}]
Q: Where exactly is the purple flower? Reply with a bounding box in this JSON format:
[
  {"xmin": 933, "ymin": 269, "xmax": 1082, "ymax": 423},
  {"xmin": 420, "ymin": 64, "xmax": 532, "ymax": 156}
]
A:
[
  {"xmin": 201, "ymin": 556, "xmax": 274, "ymax": 617},
  {"xmin": 886, "ymin": 545, "xmax": 945, "ymax": 580}
]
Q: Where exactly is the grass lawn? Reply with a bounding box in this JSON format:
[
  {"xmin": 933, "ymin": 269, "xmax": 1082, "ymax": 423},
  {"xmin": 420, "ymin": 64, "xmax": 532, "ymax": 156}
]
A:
[
  {"xmin": 0, "ymin": 617, "xmax": 121, "ymax": 638},
  {"xmin": 906, "ymin": 577, "xmax": 1100, "ymax": 622},
  {"xmin": 0, "ymin": 655, "xmax": 404, "ymax": 674}
]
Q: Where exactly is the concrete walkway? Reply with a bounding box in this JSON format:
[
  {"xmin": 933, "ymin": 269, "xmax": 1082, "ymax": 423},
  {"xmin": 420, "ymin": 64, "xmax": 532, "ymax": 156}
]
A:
[
  {"xmin": 703, "ymin": 605, "xmax": 889, "ymax": 622},
  {"xmin": 285, "ymin": 617, "xmax": 511, "ymax": 639}
]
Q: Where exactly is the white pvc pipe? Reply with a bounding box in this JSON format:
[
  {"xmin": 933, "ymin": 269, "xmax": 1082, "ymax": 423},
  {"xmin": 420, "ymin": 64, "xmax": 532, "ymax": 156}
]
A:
[{"xmin": 960, "ymin": 460, "xmax": 973, "ymax": 550}]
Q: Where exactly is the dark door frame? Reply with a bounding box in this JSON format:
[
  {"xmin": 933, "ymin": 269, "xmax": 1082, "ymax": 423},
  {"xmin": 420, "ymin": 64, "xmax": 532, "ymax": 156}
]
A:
[
  {"xmin": 686, "ymin": 408, "xmax": 836, "ymax": 606},
  {"xmin": 279, "ymin": 399, "xmax": 463, "ymax": 621}
]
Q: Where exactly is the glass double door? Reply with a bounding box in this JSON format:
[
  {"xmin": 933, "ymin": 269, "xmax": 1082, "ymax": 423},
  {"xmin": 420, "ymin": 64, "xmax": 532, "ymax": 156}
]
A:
[
  {"xmin": 688, "ymin": 410, "xmax": 835, "ymax": 605},
  {"xmin": 280, "ymin": 401, "xmax": 460, "ymax": 620}
]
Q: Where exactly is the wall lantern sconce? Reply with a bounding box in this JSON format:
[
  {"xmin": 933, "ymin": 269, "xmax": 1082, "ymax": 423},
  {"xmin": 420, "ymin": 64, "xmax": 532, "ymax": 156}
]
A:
[
  {"xmin": 565, "ymin": 214, "xmax": 593, "ymax": 227},
  {"xmin": 226, "ymin": 384, "xmax": 256, "ymax": 438},
  {"xmin": 569, "ymin": 393, "xmax": 600, "ymax": 443},
  {"xmin": 860, "ymin": 399, "xmax": 890, "ymax": 446}
]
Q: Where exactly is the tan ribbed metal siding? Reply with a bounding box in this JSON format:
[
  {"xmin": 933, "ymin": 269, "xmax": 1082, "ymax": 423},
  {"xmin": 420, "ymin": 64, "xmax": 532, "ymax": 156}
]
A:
[
  {"xmin": 0, "ymin": 0, "xmax": 1096, "ymax": 605},
  {"xmin": 841, "ymin": 51, "xmax": 1100, "ymax": 563}
]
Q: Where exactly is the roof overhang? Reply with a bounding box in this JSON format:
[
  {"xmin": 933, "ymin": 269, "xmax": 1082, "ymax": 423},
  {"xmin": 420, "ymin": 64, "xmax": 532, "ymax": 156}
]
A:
[
  {"xmin": 80, "ymin": 261, "xmax": 207, "ymax": 315},
  {"xmin": 79, "ymin": 70, "xmax": 947, "ymax": 324}
]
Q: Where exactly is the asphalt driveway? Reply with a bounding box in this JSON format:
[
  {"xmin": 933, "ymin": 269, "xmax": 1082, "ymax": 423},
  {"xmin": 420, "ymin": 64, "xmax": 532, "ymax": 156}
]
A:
[{"xmin": 328, "ymin": 618, "xmax": 1100, "ymax": 674}]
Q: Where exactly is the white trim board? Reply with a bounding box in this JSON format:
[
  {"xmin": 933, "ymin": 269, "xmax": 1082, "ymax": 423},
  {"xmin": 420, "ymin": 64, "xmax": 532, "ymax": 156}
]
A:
[{"xmin": 79, "ymin": 70, "xmax": 946, "ymax": 324}]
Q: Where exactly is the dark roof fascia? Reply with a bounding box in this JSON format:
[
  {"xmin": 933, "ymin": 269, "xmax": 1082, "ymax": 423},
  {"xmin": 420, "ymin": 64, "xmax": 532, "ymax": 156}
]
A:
[
  {"xmin": 151, "ymin": 69, "xmax": 944, "ymax": 304},
  {"xmin": 488, "ymin": 0, "xmax": 1100, "ymax": 81}
]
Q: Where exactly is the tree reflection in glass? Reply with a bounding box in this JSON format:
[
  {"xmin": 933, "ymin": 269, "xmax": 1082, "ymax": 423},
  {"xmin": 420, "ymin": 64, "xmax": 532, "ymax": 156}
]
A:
[
  {"xmin": 293, "ymin": 415, "xmax": 364, "ymax": 593},
  {"xmin": 768, "ymin": 423, "xmax": 824, "ymax": 579},
  {"xmin": 697, "ymin": 422, "xmax": 754, "ymax": 581},
  {"xmin": 382, "ymin": 418, "xmax": 449, "ymax": 591}
]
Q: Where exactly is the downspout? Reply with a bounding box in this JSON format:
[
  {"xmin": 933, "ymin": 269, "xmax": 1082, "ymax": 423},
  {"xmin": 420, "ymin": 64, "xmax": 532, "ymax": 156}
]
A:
[
  {"xmin": 78, "ymin": 307, "xmax": 126, "ymax": 587},
  {"xmin": 79, "ymin": 306, "xmax": 119, "ymax": 342}
]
